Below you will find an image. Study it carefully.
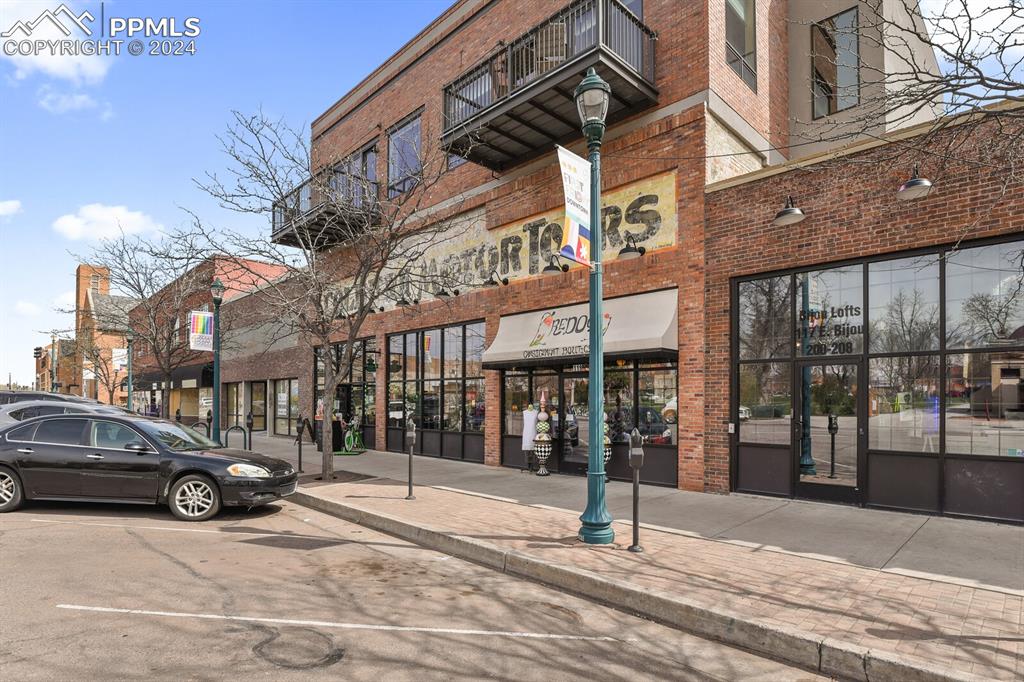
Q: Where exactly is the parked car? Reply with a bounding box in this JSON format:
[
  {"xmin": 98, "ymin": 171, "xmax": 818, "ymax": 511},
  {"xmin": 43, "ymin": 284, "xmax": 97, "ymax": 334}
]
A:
[
  {"xmin": 0, "ymin": 391, "xmax": 100, "ymax": 405},
  {"xmin": 0, "ymin": 414, "xmax": 296, "ymax": 521},
  {"xmin": 0, "ymin": 400, "xmax": 129, "ymax": 427}
]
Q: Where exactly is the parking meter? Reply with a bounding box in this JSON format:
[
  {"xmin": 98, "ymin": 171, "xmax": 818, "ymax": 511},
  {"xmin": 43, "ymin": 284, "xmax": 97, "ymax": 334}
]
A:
[
  {"xmin": 628, "ymin": 428, "xmax": 644, "ymax": 553},
  {"xmin": 827, "ymin": 413, "xmax": 839, "ymax": 435},
  {"xmin": 629, "ymin": 427, "xmax": 645, "ymax": 470},
  {"xmin": 405, "ymin": 417, "xmax": 416, "ymax": 500},
  {"xmin": 827, "ymin": 413, "xmax": 838, "ymax": 479}
]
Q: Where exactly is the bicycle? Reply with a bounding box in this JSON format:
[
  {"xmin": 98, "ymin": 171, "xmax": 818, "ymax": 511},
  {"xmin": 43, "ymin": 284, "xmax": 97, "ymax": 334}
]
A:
[{"xmin": 338, "ymin": 414, "xmax": 367, "ymax": 455}]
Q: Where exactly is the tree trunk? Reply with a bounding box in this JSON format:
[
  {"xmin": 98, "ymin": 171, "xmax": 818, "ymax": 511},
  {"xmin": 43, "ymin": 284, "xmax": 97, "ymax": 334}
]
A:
[
  {"xmin": 162, "ymin": 374, "xmax": 172, "ymax": 419},
  {"xmin": 322, "ymin": 376, "xmax": 337, "ymax": 480}
]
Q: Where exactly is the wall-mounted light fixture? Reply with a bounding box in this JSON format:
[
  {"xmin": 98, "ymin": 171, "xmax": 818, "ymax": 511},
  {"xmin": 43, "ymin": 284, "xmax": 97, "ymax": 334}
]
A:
[
  {"xmin": 617, "ymin": 234, "xmax": 647, "ymax": 260},
  {"xmin": 542, "ymin": 254, "xmax": 570, "ymax": 275},
  {"xmin": 771, "ymin": 196, "xmax": 806, "ymax": 227},
  {"xmin": 896, "ymin": 165, "xmax": 933, "ymax": 201}
]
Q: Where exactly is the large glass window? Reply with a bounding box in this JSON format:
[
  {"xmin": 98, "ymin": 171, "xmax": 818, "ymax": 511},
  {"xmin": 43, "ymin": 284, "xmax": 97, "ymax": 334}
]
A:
[
  {"xmin": 273, "ymin": 378, "xmax": 299, "ymax": 436},
  {"xmin": 606, "ymin": 369, "xmax": 635, "ymax": 444},
  {"xmin": 869, "ymin": 356, "xmax": 940, "ymax": 453},
  {"xmin": 222, "ymin": 382, "xmax": 243, "ymax": 428},
  {"xmin": 796, "ymin": 265, "xmax": 864, "ymax": 357},
  {"xmin": 250, "ymin": 381, "xmax": 266, "ymax": 431},
  {"xmin": 386, "ymin": 321, "xmax": 485, "ymax": 438},
  {"xmin": 503, "ymin": 374, "xmax": 529, "ymax": 436},
  {"xmin": 739, "ymin": 276, "xmax": 792, "ymax": 360},
  {"xmin": 946, "ymin": 351, "xmax": 1024, "ymax": 457},
  {"xmin": 812, "ymin": 8, "xmax": 860, "ymax": 118},
  {"xmin": 725, "ymin": 0, "xmax": 756, "ymax": 90},
  {"xmin": 946, "ymin": 242, "xmax": 1024, "ymax": 349},
  {"xmin": 738, "ymin": 363, "xmax": 791, "ymax": 445},
  {"xmin": 315, "ymin": 338, "xmax": 377, "ymax": 426},
  {"xmin": 388, "ymin": 115, "xmax": 421, "ymax": 197},
  {"xmin": 869, "ymin": 256, "xmax": 940, "ymax": 353},
  {"xmin": 639, "ymin": 367, "xmax": 676, "ymax": 445},
  {"xmin": 332, "ymin": 143, "xmax": 378, "ymax": 208}
]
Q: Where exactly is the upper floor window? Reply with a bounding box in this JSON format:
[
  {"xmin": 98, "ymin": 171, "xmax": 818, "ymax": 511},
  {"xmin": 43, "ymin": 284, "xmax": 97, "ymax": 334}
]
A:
[
  {"xmin": 90, "ymin": 274, "xmax": 101, "ymax": 294},
  {"xmin": 812, "ymin": 8, "xmax": 860, "ymax": 118},
  {"xmin": 388, "ymin": 115, "xmax": 421, "ymax": 198},
  {"xmin": 725, "ymin": 0, "xmax": 756, "ymax": 91},
  {"xmin": 333, "ymin": 142, "xmax": 378, "ymax": 208}
]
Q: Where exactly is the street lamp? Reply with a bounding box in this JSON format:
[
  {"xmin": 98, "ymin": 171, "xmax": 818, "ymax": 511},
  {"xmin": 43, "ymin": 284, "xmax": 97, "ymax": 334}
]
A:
[
  {"xmin": 575, "ymin": 67, "xmax": 614, "ymax": 545},
  {"xmin": 50, "ymin": 332, "xmax": 57, "ymax": 393},
  {"xmin": 125, "ymin": 330, "xmax": 135, "ymax": 412},
  {"xmin": 210, "ymin": 278, "xmax": 225, "ymax": 445}
]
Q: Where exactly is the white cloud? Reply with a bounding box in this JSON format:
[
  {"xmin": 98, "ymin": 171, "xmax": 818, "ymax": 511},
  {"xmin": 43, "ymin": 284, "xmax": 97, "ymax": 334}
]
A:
[
  {"xmin": 37, "ymin": 84, "xmax": 95, "ymax": 112},
  {"xmin": 0, "ymin": 1, "xmax": 113, "ymax": 85},
  {"xmin": 52, "ymin": 203, "xmax": 163, "ymax": 241},
  {"xmin": 52, "ymin": 290, "xmax": 75, "ymax": 310},
  {"xmin": 0, "ymin": 199, "xmax": 21, "ymax": 216},
  {"xmin": 14, "ymin": 300, "xmax": 41, "ymax": 317}
]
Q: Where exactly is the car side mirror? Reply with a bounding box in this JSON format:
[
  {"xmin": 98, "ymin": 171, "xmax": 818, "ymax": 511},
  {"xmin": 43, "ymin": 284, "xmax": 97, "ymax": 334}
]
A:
[{"xmin": 124, "ymin": 441, "xmax": 150, "ymax": 453}]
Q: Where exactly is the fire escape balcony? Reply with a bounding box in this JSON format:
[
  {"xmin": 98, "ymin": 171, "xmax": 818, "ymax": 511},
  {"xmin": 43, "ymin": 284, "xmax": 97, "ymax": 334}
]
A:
[
  {"xmin": 442, "ymin": 0, "xmax": 657, "ymax": 171},
  {"xmin": 271, "ymin": 174, "xmax": 380, "ymax": 249}
]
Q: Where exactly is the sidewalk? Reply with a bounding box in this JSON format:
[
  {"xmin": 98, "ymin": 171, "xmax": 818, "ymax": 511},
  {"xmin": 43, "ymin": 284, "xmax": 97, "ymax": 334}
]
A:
[{"xmin": 250, "ymin": 437, "xmax": 1023, "ymax": 680}]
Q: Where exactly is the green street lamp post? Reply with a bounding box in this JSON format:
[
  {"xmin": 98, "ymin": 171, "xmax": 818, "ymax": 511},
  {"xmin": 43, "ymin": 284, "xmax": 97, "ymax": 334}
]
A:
[
  {"xmin": 575, "ymin": 67, "xmax": 614, "ymax": 545},
  {"xmin": 211, "ymin": 278, "xmax": 225, "ymax": 445},
  {"xmin": 126, "ymin": 331, "xmax": 135, "ymax": 412},
  {"xmin": 50, "ymin": 333, "xmax": 57, "ymax": 393}
]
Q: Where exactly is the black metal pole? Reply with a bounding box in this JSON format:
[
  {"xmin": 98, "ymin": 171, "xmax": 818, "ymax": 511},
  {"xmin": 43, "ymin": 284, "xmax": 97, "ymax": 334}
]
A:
[
  {"xmin": 628, "ymin": 465, "xmax": 642, "ymax": 553},
  {"xmin": 297, "ymin": 414, "xmax": 304, "ymax": 474},
  {"xmin": 406, "ymin": 439, "xmax": 415, "ymax": 501},
  {"xmin": 829, "ymin": 429, "xmax": 837, "ymax": 479},
  {"xmin": 406, "ymin": 419, "xmax": 415, "ymax": 500}
]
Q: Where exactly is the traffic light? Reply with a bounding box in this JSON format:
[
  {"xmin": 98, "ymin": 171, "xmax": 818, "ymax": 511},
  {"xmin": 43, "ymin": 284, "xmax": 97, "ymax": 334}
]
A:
[{"xmin": 33, "ymin": 347, "xmax": 42, "ymax": 359}]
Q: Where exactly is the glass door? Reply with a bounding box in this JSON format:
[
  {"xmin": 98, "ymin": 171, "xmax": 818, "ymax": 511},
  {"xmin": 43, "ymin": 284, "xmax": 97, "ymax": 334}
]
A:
[
  {"xmin": 250, "ymin": 382, "xmax": 266, "ymax": 431},
  {"xmin": 561, "ymin": 373, "xmax": 590, "ymax": 464},
  {"xmin": 794, "ymin": 362, "xmax": 863, "ymax": 501}
]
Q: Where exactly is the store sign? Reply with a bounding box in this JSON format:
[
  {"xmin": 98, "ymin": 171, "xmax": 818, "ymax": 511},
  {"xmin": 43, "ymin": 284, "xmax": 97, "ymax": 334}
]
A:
[
  {"xmin": 482, "ymin": 289, "xmax": 678, "ymax": 366},
  {"xmin": 417, "ymin": 170, "xmax": 677, "ymax": 287},
  {"xmin": 188, "ymin": 311, "xmax": 213, "ymax": 351}
]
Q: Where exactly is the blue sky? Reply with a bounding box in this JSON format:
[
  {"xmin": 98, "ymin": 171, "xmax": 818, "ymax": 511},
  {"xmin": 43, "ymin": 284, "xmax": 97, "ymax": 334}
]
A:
[{"xmin": 0, "ymin": 0, "xmax": 450, "ymax": 386}]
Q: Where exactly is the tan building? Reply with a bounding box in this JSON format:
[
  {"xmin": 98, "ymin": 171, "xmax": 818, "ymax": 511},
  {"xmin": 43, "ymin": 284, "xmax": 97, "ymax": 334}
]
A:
[{"xmin": 74, "ymin": 265, "xmax": 137, "ymax": 405}]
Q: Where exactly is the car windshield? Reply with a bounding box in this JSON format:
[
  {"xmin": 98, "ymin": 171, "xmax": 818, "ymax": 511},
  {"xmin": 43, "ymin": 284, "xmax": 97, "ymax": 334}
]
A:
[{"xmin": 136, "ymin": 420, "xmax": 220, "ymax": 451}]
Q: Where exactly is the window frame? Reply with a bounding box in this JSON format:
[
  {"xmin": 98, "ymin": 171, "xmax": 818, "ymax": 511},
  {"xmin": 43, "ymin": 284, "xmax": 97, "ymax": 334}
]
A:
[
  {"xmin": 810, "ymin": 7, "xmax": 861, "ymax": 120},
  {"xmin": 725, "ymin": 0, "xmax": 757, "ymax": 92},
  {"xmin": 387, "ymin": 111, "xmax": 423, "ymax": 198}
]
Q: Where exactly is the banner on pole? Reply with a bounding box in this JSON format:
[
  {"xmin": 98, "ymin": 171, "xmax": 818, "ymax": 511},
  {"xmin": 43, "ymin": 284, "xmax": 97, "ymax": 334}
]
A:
[
  {"xmin": 556, "ymin": 145, "xmax": 592, "ymax": 267},
  {"xmin": 189, "ymin": 310, "xmax": 214, "ymax": 351}
]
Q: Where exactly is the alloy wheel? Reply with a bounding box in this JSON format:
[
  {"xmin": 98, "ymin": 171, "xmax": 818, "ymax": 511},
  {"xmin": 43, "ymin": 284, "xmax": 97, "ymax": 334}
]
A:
[
  {"xmin": 174, "ymin": 480, "xmax": 214, "ymax": 518},
  {"xmin": 0, "ymin": 472, "xmax": 15, "ymax": 505}
]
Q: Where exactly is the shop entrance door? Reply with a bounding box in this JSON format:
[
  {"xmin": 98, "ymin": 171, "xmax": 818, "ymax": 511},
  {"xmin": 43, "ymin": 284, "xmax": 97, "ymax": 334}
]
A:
[
  {"xmin": 560, "ymin": 373, "xmax": 590, "ymax": 466},
  {"xmin": 793, "ymin": 362, "xmax": 864, "ymax": 503}
]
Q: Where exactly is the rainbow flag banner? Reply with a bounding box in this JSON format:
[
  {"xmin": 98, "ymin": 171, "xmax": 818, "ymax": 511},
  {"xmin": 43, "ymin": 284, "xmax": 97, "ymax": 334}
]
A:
[
  {"xmin": 189, "ymin": 310, "xmax": 214, "ymax": 351},
  {"xmin": 556, "ymin": 145, "xmax": 592, "ymax": 267}
]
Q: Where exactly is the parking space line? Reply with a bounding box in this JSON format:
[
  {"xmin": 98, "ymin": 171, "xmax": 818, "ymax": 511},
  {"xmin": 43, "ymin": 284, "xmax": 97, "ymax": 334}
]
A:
[{"xmin": 56, "ymin": 604, "xmax": 616, "ymax": 641}]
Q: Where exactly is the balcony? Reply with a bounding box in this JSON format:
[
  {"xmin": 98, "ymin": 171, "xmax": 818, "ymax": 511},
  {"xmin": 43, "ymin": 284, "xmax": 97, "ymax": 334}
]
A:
[
  {"xmin": 442, "ymin": 0, "xmax": 657, "ymax": 171},
  {"xmin": 271, "ymin": 173, "xmax": 380, "ymax": 249}
]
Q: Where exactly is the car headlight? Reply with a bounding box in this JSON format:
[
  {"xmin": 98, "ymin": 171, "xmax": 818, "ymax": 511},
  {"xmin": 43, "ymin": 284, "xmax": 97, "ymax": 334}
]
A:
[{"xmin": 226, "ymin": 463, "xmax": 271, "ymax": 478}]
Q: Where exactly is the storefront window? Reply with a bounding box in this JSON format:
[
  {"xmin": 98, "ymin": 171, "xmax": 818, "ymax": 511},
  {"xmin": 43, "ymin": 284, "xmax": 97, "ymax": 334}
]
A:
[
  {"xmin": 423, "ymin": 329, "xmax": 441, "ymax": 380},
  {"xmin": 946, "ymin": 351, "xmax": 1024, "ymax": 457},
  {"xmin": 443, "ymin": 327, "xmax": 462, "ymax": 379},
  {"xmin": 250, "ymin": 382, "xmax": 266, "ymax": 431},
  {"xmin": 738, "ymin": 276, "xmax": 792, "ymax": 360},
  {"xmin": 737, "ymin": 363, "xmax": 791, "ymax": 445},
  {"xmin": 796, "ymin": 265, "xmax": 864, "ymax": 357},
  {"xmin": 466, "ymin": 378, "xmax": 485, "ymax": 432},
  {"xmin": 222, "ymin": 382, "xmax": 243, "ymax": 427},
  {"xmin": 503, "ymin": 374, "xmax": 528, "ymax": 436},
  {"xmin": 868, "ymin": 356, "xmax": 940, "ymax": 453},
  {"xmin": 443, "ymin": 380, "xmax": 463, "ymax": 430},
  {"xmin": 868, "ymin": 256, "xmax": 940, "ymax": 353},
  {"xmin": 639, "ymin": 368, "xmax": 675, "ymax": 447},
  {"xmin": 273, "ymin": 378, "xmax": 298, "ymax": 436},
  {"xmin": 946, "ymin": 242, "xmax": 1024, "ymax": 349},
  {"xmin": 421, "ymin": 380, "xmax": 441, "ymax": 430},
  {"xmin": 605, "ymin": 370, "xmax": 634, "ymax": 444},
  {"xmin": 466, "ymin": 322, "xmax": 485, "ymax": 377},
  {"xmin": 388, "ymin": 382, "xmax": 404, "ymax": 427},
  {"xmin": 315, "ymin": 339, "xmax": 377, "ymax": 425},
  {"xmin": 388, "ymin": 336, "xmax": 404, "ymax": 380}
]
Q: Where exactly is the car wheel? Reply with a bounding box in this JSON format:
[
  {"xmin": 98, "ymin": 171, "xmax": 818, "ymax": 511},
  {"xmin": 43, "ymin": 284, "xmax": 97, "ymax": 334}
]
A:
[
  {"xmin": 168, "ymin": 474, "xmax": 221, "ymax": 522},
  {"xmin": 0, "ymin": 466, "xmax": 24, "ymax": 513}
]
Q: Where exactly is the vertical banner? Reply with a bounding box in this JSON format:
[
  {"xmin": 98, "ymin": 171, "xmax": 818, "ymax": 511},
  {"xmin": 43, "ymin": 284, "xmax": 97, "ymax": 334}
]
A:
[
  {"xmin": 188, "ymin": 310, "xmax": 214, "ymax": 351},
  {"xmin": 556, "ymin": 145, "xmax": 592, "ymax": 267}
]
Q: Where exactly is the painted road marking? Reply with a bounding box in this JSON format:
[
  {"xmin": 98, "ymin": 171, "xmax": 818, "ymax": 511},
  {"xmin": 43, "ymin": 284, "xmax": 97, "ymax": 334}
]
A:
[{"xmin": 56, "ymin": 604, "xmax": 616, "ymax": 642}]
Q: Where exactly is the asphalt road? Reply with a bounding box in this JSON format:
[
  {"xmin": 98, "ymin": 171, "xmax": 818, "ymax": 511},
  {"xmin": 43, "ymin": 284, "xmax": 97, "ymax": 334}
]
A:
[{"xmin": 0, "ymin": 499, "xmax": 822, "ymax": 681}]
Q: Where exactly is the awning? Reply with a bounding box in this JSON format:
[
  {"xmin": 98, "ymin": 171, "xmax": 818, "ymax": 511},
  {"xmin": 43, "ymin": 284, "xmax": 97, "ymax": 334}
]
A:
[
  {"xmin": 134, "ymin": 363, "xmax": 213, "ymax": 390},
  {"xmin": 482, "ymin": 289, "xmax": 677, "ymax": 368}
]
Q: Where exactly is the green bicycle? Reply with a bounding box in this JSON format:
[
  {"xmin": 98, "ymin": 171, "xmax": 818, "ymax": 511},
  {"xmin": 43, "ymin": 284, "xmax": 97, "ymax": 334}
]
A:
[{"xmin": 338, "ymin": 414, "xmax": 367, "ymax": 455}]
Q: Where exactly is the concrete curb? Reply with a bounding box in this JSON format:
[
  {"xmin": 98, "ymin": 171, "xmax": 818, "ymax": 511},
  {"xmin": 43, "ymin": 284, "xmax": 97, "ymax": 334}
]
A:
[{"xmin": 292, "ymin": 490, "xmax": 986, "ymax": 682}]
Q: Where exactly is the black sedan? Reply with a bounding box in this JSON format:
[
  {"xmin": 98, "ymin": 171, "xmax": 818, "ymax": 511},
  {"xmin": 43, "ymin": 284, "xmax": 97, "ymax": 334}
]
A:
[{"xmin": 0, "ymin": 414, "xmax": 297, "ymax": 521}]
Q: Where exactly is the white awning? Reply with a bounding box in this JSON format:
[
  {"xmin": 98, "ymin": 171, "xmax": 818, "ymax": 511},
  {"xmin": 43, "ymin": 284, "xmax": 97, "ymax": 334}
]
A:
[{"xmin": 482, "ymin": 289, "xmax": 677, "ymax": 368}]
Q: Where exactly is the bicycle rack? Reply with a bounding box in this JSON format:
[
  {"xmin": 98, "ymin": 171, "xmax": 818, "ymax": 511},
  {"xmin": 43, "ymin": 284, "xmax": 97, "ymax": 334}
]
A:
[
  {"xmin": 190, "ymin": 422, "xmax": 210, "ymax": 436},
  {"xmin": 224, "ymin": 425, "xmax": 249, "ymax": 450}
]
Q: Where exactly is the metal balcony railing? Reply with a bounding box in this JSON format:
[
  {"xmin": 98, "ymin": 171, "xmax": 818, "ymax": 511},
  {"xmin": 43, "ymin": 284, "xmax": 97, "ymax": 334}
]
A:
[
  {"xmin": 443, "ymin": 0, "xmax": 655, "ymax": 132},
  {"xmin": 271, "ymin": 171, "xmax": 379, "ymax": 243}
]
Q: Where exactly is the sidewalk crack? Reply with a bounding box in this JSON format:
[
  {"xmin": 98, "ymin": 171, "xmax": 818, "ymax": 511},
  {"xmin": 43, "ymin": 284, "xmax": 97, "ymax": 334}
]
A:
[{"xmin": 880, "ymin": 517, "xmax": 930, "ymax": 571}]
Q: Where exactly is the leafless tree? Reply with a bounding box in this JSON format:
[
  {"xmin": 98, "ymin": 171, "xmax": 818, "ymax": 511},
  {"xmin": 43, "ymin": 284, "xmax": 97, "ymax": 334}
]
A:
[
  {"xmin": 789, "ymin": 0, "xmax": 1023, "ymax": 243},
  {"xmin": 193, "ymin": 110, "xmax": 480, "ymax": 479},
  {"xmin": 77, "ymin": 231, "xmax": 214, "ymax": 418}
]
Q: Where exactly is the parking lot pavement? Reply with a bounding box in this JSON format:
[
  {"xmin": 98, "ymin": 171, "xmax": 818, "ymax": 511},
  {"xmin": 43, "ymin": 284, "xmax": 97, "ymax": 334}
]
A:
[{"xmin": 0, "ymin": 500, "xmax": 823, "ymax": 681}]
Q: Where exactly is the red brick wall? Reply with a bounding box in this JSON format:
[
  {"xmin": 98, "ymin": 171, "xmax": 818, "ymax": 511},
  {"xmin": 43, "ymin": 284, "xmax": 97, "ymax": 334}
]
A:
[{"xmin": 703, "ymin": 126, "xmax": 1024, "ymax": 493}]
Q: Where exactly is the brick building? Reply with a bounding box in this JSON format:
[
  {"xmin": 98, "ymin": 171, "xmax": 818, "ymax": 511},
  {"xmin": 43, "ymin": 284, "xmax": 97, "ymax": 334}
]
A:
[
  {"xmin": 74, "ymin": 265, "xmax": 137, "ymax": 406},
  {"xmin": 216, "ymin": 0, "xmax": 1022, "ymax": 521}
]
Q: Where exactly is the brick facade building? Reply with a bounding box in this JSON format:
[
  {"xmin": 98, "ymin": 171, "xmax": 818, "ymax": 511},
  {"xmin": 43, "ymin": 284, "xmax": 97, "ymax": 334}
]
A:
[{"xmin": 214, "ymin": 0, "xmax": 1021, "ymax": 521}]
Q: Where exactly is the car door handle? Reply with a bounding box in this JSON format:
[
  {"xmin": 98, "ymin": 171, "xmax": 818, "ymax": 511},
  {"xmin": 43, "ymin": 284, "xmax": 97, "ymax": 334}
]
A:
[
  {"xmin": 17, "ymin": 448, "xmax": 33, "ymax": 454},
  {"xmin": 86, "ymin": 454, "xmax": 105, "ymax": 460}
]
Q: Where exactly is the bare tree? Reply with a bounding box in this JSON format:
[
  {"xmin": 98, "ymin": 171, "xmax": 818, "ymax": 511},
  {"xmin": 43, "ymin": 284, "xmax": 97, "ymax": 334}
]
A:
[
  {"xmin": 77, "ymin": 231, "xmax": 214, "ymax": 418},
  {"xmin": 788, "ymin": 0, "xmax": 1023, "ymax": 243},
  {"xmin": 194, "ymin": 110, "xmax": 479, "ymax": 479}
]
